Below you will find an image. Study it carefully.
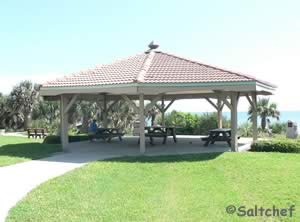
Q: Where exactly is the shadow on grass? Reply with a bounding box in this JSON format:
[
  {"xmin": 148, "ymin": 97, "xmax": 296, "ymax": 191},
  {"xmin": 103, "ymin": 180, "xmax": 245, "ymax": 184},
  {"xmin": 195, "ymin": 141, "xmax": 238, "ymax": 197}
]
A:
[
  {"xmin": 100, "ymin": 152, "xmax": 223, "ymax": 164},
  {"xmin": 0, "ymin": 143, "xmax": 62, "ymax": 161}
]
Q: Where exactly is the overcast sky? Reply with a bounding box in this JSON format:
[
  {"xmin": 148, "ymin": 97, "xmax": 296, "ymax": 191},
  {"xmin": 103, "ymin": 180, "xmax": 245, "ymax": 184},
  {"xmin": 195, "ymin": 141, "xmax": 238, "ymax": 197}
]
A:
[{"xmin": 0, "ymin": 0, "xmax": 299, "ymax": 111}]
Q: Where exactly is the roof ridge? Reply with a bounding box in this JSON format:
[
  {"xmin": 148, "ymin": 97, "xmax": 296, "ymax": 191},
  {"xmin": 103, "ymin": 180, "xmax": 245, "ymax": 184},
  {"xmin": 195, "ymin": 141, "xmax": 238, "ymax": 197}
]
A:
[
  {"xmin": 156, "ymin": 51, "xmax": 276, "ymax": 88},
  {"xmin": 135, "ymin": 50, "xmax": 156, "ymax": 83},
  {"xmin": 44, "ymin": 53, "xmax": 146, "ymax": 85}
]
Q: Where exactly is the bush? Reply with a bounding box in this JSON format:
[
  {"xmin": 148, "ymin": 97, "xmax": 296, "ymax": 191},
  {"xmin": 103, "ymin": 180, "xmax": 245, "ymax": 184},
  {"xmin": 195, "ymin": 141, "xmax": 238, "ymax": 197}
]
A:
[
  {"xmin": 31, "ymin": 119, "xmax": 60, "ymax": 135},
  {"xmin": 269, "ymin": 122, "xmax": 287, "ymax": 134},
  {"xmin": 238, "ymin": 122, "xmax": 253, "ymax": 137},
  {"xmin": 43, "ymin": 135, "xmax": 89, "ymax": 144},
  {"xmin": 251, "ymin": 138, "xmax": 300, "ymax": 153},
  {"xmin": 161, "ymin": 111, "xmax": 230, "ymax": 135},
  {"xmin": 43, "ymin": 135, "xmax": 61, "ymax": 144}
]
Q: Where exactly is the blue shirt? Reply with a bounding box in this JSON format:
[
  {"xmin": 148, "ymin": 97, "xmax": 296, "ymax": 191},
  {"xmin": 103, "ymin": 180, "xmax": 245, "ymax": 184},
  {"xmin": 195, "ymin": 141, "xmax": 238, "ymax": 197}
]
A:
[{"xmin": 89, "ymin": 122, "xmax": 97, "ymax": 132}]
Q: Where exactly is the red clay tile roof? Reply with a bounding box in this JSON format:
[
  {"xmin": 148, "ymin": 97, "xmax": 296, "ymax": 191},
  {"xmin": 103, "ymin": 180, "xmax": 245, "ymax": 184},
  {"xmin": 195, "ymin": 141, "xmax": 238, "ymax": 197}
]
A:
[{"xmin": 42, "ymin": 51, "xmax": 275, "ymax": 88}]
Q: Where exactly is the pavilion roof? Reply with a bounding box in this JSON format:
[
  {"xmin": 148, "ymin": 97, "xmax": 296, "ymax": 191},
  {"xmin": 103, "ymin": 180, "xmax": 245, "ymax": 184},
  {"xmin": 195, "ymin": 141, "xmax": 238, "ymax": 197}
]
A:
[{"xmin": 42, "ymin": 50, "xmax": 275, "ymax": 89}]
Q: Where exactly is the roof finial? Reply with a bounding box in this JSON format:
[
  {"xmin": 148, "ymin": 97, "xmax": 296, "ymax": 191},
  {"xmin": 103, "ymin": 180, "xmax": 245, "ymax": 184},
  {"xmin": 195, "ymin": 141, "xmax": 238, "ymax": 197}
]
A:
[{"xmin": 148, "ymin": 41, "xmax": 159, "ymax": 50}]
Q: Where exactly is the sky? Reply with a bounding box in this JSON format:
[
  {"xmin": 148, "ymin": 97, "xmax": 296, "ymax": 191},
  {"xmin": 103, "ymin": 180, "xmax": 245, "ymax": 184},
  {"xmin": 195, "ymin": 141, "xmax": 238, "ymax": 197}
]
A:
[{"xmin": 0, "ymin": 0, "xmax": 300, "ymax": 112}]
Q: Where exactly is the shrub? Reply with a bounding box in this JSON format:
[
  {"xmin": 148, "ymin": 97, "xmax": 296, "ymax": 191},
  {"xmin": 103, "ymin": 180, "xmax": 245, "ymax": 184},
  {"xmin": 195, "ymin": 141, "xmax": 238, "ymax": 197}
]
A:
[
  {"xmin": 31, "ymin": 119, "xmax": 59, "ymax": 135},
  {"xmin": 269, "ymin": 122, "xmax": 287, "ymax": 134},
  {"xmin": 43, "ymin": 135, "xmax": 89, "ymax": 144},
  {"xmin": 251, "ymin": 138, "xmax": 300, "ymax": 153},
  {"xmin": 43, "ymin": 135, "xmax": 61, "ymax": 144},
  {"xmin": 161, "ymin": 111, "xmax": 230, "ymax": 135},
  {"xmin": 238, "ymin": 122, "xmax": 253, "ymax": 137}
]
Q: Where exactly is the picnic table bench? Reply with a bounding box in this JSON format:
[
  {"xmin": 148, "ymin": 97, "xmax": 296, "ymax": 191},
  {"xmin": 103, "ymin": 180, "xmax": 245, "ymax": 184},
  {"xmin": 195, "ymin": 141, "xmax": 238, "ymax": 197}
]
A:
[
  {"xmin": 27, "ymin": 128, "xmax": 48, "ymax": 139},
  {"xmin": 202, "ymin": 128, "xmax": 240, "ymax": 147},
  {"xmin": 95, "ymin": 128, "xmax": 124, "ymax": 142},
  {"xmin": 145, "ymin": 126, "xmax": 177, "ymax": 145}
]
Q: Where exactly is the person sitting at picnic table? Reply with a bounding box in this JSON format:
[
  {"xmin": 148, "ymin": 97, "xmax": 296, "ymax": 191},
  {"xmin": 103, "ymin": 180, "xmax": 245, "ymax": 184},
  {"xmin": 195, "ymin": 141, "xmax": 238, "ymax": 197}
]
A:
[{"xmin": 88, "ymin": 119, "xmax": 98, "ymax": 142}]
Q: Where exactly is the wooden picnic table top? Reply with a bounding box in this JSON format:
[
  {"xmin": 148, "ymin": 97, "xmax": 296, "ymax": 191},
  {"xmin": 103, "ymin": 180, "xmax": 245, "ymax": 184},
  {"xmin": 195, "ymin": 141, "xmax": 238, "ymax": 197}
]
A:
[
  {"xmin": 144, "ymin": 126, "xmax": 178, "ymax": 129},
  {"xmin": 96, "ymin": 128, "xmax": 122, "ymax": 134},
  {"xmin": 97, "ymin": 127, "xmax": 119, "ymax": 130},
  {"xmin": 209, "ymin": 128, "xmax": 231, "ymax": 133}
]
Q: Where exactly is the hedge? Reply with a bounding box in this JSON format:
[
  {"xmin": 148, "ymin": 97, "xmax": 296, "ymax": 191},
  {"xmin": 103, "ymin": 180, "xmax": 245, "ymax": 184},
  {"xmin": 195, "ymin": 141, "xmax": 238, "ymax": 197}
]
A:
[
  {"xmin": 251, "ymin": 139, "xmax": 300, "ymax": 153},
  {"xmin": 43, "ymin": 135, "xmax": 89, "ymax": 144}
]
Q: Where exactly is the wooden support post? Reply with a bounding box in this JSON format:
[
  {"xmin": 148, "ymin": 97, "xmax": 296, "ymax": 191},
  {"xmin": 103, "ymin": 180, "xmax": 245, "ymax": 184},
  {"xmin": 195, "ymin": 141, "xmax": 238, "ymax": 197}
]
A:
[
  {"xmin": 161, "ymin": 98, "xmax": 165, "ymax": 126},
  {"xmin": 139, "ymin": 94, "xmax": 145, "ymax": 153},
  {"xmin": 60, "ymin": 95, "xmax": 69, "ymax": 150},
  {"xmin": 230, "ymin": 93, "xmax": 238, "ymax": 152},
  {"xmin": 251, "ymin": 92, "xmax": 258, "ymax": 142},
  {"xmin": 102, "ymin": 94, "xmax": 108, "ymax": 128},
  {"xmin": 217, "ymin": 97, "xmax": 223, "ymax": 128}
]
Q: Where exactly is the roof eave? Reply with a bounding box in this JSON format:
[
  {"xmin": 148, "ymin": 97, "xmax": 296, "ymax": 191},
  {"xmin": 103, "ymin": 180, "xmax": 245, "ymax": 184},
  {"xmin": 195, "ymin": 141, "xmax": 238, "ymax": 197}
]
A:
[{"xmin": 39, "ymin": 80, "xmax": 266, "ymax": 97}]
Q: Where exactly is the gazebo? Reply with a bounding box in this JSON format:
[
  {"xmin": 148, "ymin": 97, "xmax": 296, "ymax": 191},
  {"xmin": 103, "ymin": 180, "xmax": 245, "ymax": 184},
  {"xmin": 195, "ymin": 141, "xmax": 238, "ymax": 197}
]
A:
[{"xmin": 40, "ymin": 43, "xmax": 276, "ymax": 153}]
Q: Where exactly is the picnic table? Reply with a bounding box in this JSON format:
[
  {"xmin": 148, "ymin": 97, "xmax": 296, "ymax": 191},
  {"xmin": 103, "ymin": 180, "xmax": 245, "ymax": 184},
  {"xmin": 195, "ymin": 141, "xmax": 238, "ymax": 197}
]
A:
[
  {"xmin": 145, "ymin": 126, "xmax": 177, "ymax": 145},
  {"xmin": 202, "ymin": 128, "xmax": 232, "ymax": 147},
  {"xmin": 95, "ymin": 128, "xmax": 124, "ymax": 142},
  {"xmin": 27, "ymin": 128, "xmax": 48, "ymax": 139}
]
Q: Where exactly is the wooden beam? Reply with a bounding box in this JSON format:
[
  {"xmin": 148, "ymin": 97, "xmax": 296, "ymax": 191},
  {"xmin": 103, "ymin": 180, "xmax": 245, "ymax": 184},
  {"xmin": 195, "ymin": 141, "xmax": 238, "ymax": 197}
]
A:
[
  {"xmin": 251, "ymin": 92, "xmax": 258, "ymax": 141},
  {"xmin": 220, "ymin": 102, "xmax": 225, "ymax": 110},
  {"xmin": 64, "ymin": 94, "xmax": 78, "ymax": 114},
  {"xmin": 220, "ymin": 96, "xmax": 232, "ymax": 110},
  {"xmin": 237, "ymin": 92, "xmax": 241, "ymax": 103},
  {"xmin": 121, "ymin": 95, "xmax": 139, "ymax": 113},
  {"xmin": 145, "ymin": 94, "xmax": 163, "ymax": 113},
  {"xmin": 139, "ymin": 94, "xmax": 145, "ymax": 153},
  {"xmin": 164, "ymin": 99, "xmax": 175, "ymax": 112},
  {"xmin": 155, "ymin": 103, "xmax": 163, "ymax": 113},
  {"xmin": 60, "ymin": 95, "xmax": 69, "ymax": 149},
  {"xmin": 246, "ymin": 95, "xmax": 254, "ymax": 107},
  {"xmin": 102, "ymin": 94, "xmax": 108, "ymax": 128},
  {"xmin": 205, "ymin": 98, "xmax": 218, "ymax": 110},
  {"xmin": 161, "ymin": 98, "xmax": 165, "ymax": 126},
  {"xmin": 107, "ymin": 99, "xmax": 119, "ymax": 112},
  {"xmin": 230, "ymin": 93, "xmax": 238, "ymax": 152},
  {"xmin": 217, "ymin": 97, "xmax": 223, "ymax": 128}
]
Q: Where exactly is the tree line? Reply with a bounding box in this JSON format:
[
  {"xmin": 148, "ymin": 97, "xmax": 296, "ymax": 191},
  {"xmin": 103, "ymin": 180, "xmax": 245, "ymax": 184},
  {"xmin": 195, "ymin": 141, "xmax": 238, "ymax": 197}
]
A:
[{"xmin": 0, "ymin": 80, "xmax": 137, "ymax": 134}]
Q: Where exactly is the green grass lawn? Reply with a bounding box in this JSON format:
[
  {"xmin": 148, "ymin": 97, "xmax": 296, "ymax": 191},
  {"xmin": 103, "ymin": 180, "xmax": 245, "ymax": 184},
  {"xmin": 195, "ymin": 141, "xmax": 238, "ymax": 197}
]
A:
[
  {"xmin": 7, "ymin": 152, "xmax": 300, "ymax": 222},
  {"xmin": 0, "ymin": 136, "xmax": 61, "ymax": 167}
]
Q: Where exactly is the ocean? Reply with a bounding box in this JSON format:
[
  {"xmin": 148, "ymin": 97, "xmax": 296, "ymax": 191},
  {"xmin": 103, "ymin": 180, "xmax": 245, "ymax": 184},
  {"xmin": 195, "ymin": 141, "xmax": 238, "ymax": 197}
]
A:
[{"xmin": 192, "ymin": 111, "xmax": 300, "ymax": 126}]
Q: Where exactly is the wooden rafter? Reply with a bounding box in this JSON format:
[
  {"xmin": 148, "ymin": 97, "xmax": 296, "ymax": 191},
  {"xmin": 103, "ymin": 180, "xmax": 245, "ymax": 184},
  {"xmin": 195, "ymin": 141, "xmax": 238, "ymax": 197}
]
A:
[
  {"xmin": 145, "ymin": 94, "xmax": 163, "ymax": 113},
  {"xmin": 205, "ymin": 98, "xmax": 218, "ymax": 110},
  {"xmin": 246, "ymin": 95, "xmax": 253, "ymax": 107},
  {"xmin": 220, "ymin": 96, "xmax": 232, "ymax": 110},
  {"xmin": 64, "ymin": 95, "xmax": 78, "ymax": 114},
  {"xmin": 164, "ymin": 99, "xmax": 175, "ymax": 112},
  {"xmin": 107, "ymin": 99, "xmax": 120, "ymax": 112},
  {"xmin": 121, "ymin": 95, "xmax": 139, "ymax": 113},
  {"xmin": 155, "ymin": 103, "xmax": 163, "ymax": 112}
]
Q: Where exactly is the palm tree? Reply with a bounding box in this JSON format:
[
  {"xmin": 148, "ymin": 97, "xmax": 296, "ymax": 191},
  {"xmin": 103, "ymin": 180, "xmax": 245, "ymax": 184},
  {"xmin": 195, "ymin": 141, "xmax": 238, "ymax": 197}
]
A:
[
  {"xmin": 108, "ymin": 100, "xmax": 136, "ymax": 130},
  {"xmin": 146, "ymin": 106, "xmax": 159, "ymax": 126},
  {"xmin": 68, "ymin": 100, "xmax": 100, "ymax": 133},
  {"xmin": 248, "ymin": 98, "xmax": 280, "ymax": 130},
  {"xmin": 0, "ymin": 94, "xmax": 7, "ymax": 127},
  {"xmin": 8, "ymin": 81, "xmax": 40, "ymax": 130}
]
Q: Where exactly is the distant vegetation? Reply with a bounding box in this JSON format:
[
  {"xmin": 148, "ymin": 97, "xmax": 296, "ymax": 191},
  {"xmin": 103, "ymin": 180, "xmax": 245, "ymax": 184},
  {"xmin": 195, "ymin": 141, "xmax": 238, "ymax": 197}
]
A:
[
  {"xmin": 157, "ymin": 111, "xmax": 230, "ymax": 135},
  {"xmin": 0, "ymin": 80, "xmax": 136, "ymax": 135}
]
